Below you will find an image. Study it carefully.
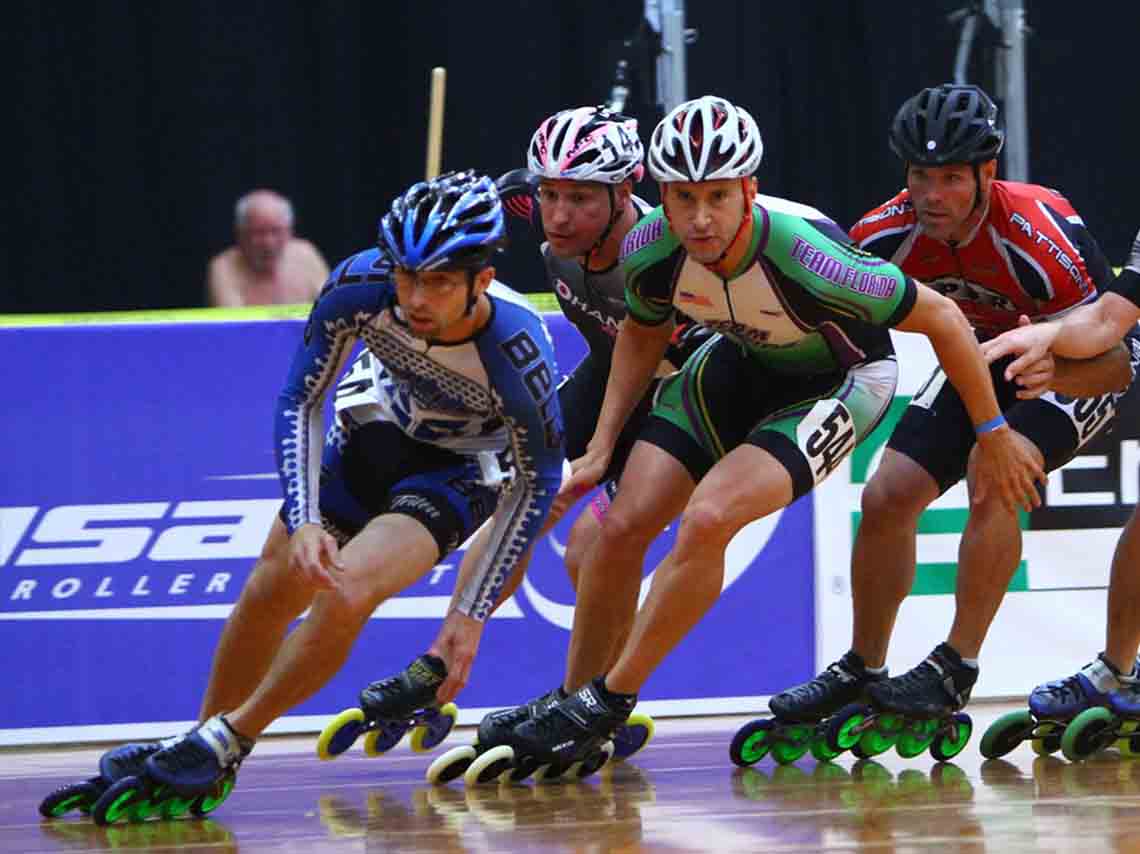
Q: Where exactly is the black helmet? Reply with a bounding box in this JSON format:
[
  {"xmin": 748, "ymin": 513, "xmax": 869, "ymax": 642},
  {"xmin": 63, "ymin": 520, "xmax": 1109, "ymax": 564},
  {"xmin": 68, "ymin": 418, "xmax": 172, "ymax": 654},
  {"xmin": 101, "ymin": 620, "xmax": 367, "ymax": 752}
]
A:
[{"xmin": 889, "ymin": 84, "xmax": 1005, "ymax": 166}]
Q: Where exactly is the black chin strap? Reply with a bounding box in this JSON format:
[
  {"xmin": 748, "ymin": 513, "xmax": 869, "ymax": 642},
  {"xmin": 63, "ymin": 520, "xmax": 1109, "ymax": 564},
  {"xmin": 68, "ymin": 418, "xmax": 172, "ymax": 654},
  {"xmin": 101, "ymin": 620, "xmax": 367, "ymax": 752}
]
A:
[{"xmin": 584, "ymin": 185, "xmax": 620, "ymax": 272}]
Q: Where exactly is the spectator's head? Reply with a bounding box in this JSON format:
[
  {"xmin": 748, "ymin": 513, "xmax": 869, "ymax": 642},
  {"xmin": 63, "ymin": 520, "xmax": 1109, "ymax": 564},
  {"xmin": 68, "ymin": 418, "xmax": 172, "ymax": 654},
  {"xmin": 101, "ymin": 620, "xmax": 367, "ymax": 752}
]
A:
[{"xmin": 234, "ymin": 190, "xmax": 294, "ymax": 273}]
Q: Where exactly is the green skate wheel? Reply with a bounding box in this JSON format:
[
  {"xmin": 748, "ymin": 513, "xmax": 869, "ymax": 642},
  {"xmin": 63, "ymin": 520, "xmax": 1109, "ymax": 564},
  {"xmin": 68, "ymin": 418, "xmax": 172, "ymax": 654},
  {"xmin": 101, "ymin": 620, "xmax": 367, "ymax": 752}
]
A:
[
  {"xmin": 857, "ymin": 715, "xmax": 900, "ymax": 758},
  {"xmin": 159, "ymin": 791, "xmax": 197, "ymax": 820},
  {"xmin": 930, "ymin": 713, "xmax": 972, "ymax": 761},
  {"xmin": 426, "ymin": 745, "xmax": 476, "ymax": 785},
  {"xmin": 1032, "ymin": 721, "xmax": 1063, "ymax": 756},
  {"xmin": 979, "ymin": 710, "xmax": 1033, "ymax": 759},
  {"xmin": 770, "ymin": 725, "xmax": 813, "ymax": 765},
  {"xmin": 191, "ymin": 772, "xmax": 235, "ymax": 817},
  {"xmin": 809, "ymin": 732, "xmax": 842, "ymax": 762},
  {"xmin": 317, "ymin": 708, "xmax": 366, "ymax": 760},
  {"xmin": 1062, "ymin": 706, "xmax": 1117, "ymax": 762},
  {"xmin": 92, "ymin": 776, "xmax": 147, "ymax": 826},
  {"xmin": 410, "ymin": 703, "xmax": 458, "ymax": 753},
  {"xmin": 825, "ymin": 703, "xmax": 870, "ymax": 752},
  {"xmin": 39, "ymin": 778, "xmax": 104, "ymax": 818},
  {"xmin": 729, "ymin": 719, "xmax": 773, "ymax": 767},
  {"xmin": 895, "ymin": 719, "xmax": 938, "ymax": 759}
]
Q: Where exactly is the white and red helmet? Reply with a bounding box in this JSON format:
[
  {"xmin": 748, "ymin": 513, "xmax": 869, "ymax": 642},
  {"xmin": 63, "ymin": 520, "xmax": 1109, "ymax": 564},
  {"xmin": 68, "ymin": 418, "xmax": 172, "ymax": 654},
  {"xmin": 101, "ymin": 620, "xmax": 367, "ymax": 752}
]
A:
[
  {"xmin": 648, "ymin": 96, "xmax": 763, "ymax": 182},
  {"xmin": 527, "ymin": 106, "xmax": 645, "ymax": 184}
]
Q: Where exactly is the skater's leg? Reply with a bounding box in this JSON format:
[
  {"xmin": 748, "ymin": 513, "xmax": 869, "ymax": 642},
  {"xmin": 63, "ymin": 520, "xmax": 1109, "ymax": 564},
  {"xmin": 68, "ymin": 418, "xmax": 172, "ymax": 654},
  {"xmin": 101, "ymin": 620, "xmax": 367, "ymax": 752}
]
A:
[
  {"xmin": 199, "ymin": 517, "xmax": 317, "ymax": 720},
  {"xmin": 851, "ymin": 449, "xmax": 939, "ymax": 668},
  {"xmin": 605, "ymin": 445, "xmax": 793, "ymax": 695},
  {"xmin": 226, "ymin": 514, "xmax": 440, "ymax": 738},
  {"xmin": 1106, "ymin": 507, "xmax": 1140, "ymax": 673},
  {"xmin": 946, "ymin": 434, "xmax": 1042, "ymax": 659},
  {"xmin": 563, "ymin": 440, "xmax": 694, "ymax": 693}
]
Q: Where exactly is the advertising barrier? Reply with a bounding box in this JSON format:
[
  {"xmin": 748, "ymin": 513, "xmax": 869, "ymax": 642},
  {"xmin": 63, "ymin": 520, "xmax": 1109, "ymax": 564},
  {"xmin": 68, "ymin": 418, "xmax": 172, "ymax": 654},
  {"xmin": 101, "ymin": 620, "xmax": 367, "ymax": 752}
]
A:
[{"xmin": 0, "ymin": 313, "xmax": 814, "ymax": 744}]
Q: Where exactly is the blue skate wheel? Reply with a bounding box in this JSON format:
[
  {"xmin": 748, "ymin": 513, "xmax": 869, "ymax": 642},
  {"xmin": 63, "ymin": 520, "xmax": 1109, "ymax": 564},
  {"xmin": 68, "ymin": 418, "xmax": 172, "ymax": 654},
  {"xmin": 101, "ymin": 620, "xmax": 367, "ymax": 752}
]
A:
[
  {"xmin": 1061, "ymin": 706, "xmax": 1116, "ymax": 762},
  {"xmin": 317, "ymin": 708, "xmax": 367, "ymax": 760},
  {"xmin": 410, "ymin": 703, "xmax": 458, "ymax": 753},
  {"xmin": 364, "ymin": 719, "xmax": 410, "ymax": 756},
  {"xmin": 729, "ymin": 719, "xmax": 774, "ymax": 767},
  {"xmin": 39, "ymin": 778, "xmax": 104, "ymax": 818}
]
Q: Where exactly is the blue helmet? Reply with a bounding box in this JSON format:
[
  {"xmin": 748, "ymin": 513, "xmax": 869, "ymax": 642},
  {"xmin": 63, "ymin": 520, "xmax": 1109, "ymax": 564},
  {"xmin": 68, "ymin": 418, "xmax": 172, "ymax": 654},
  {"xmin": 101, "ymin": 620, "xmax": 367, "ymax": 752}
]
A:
[{"xmin": 378, "ymin": 170, "xmax": 506, "ymax": 272}]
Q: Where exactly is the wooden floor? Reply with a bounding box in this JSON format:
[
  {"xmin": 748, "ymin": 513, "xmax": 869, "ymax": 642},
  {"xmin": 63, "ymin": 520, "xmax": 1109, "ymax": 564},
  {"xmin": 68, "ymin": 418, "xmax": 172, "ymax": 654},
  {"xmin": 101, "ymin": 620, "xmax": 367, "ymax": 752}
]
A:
[{"xmin": 9, "ymin": 703, "xmax": 1140, "ymax": 853}]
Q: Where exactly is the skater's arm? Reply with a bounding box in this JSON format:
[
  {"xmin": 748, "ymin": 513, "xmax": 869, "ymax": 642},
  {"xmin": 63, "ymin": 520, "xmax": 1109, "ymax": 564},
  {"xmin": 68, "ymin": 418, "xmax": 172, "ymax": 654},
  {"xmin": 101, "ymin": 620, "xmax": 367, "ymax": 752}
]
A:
[{"xmin": 560, "ymin": 316, "xmax": 672, "ymax": 498}]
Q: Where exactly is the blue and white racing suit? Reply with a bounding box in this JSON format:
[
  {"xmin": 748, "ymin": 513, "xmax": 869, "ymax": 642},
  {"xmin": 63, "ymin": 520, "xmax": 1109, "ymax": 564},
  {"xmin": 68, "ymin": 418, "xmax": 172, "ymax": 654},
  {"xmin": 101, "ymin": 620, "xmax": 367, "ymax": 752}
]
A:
[{"xmin": 275, "ymin": 248, "xmax": 564, "ymax": 620}]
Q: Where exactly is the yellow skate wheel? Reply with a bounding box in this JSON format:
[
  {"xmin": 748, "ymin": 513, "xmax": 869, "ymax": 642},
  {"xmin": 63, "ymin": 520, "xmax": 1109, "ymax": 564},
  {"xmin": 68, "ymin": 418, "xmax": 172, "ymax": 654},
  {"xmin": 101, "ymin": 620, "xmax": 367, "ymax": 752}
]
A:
[
  {"xmin": 410, "ymin": 703, "xmax": 459, "ymax": 753},
  {"xmin": 317, "ymin": 708, "xmax": 366, "ymax": 760}
]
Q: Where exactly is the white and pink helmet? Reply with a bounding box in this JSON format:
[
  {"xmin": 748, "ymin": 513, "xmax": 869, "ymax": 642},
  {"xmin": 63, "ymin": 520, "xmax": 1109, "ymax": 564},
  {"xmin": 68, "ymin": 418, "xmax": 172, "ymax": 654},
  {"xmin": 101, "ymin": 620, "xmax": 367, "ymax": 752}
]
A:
[{"xmin": 527, "ymin": 106, "xmax": 645, "ymax": 184}]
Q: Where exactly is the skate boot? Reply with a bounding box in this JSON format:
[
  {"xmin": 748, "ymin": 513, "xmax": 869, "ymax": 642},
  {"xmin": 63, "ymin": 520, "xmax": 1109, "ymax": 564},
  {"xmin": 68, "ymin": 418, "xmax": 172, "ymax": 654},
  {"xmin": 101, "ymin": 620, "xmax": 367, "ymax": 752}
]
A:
[
  {"xmin": 503, "ymin": 677, "xmax": 635, "ymax": 783},
  {"xmin": 427, "ymin": 685, "xmax": 565, "ymax": 786},
  {"xmin": 981, "ymin": 653, "xmax": 1130, "ymax": 760},
  {"xmin": 828, "ymin": 643, "xmax": 976, "ymax": 761},
  {"xmin": 1049, "ymin": 657, "xmax": 1140, "ymax": 762},
  {"xmin": 731, "ymin": 651, "xmax": 886, "ymax": 767},
  {"xmin": 38, "ymin": 736, "xmax": 180, "ymax": 820},
  {"xmin": 317, "ymin": 654, "xmax": 458, "ymax": 760},
  {"xmin": 91, "ymin": 715, "xmax": 252, "ymax": 826}
]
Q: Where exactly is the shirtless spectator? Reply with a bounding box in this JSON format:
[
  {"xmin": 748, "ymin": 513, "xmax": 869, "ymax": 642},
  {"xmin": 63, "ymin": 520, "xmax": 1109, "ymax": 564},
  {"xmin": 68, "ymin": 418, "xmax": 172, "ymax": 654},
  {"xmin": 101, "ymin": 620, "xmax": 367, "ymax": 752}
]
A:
[{"xmin": 207, "ymin": 189, "xmax": 330, "ymax": 307}]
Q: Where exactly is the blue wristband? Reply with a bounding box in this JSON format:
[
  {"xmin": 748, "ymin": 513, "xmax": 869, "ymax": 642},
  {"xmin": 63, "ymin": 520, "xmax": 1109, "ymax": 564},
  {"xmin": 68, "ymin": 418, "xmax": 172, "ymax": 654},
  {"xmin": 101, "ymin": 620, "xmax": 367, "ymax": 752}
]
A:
[{"xmin": 975, "ymin": 414, "xmax": 1007, "ymax": 436}]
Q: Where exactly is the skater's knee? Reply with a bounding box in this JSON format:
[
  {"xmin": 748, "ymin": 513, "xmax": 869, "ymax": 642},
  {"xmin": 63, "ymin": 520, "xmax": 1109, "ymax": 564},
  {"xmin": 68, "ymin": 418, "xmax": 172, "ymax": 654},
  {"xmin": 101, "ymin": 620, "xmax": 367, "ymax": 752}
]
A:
[
  {"xmin": 675, "ymin": 500, "xmax": 734, "ymax": 554},
  {"xmin": 860, "ymin": 470, "xmax": 930, "ymax": 524},
  {"xmin": 596, "ymin": 504, "xmax": 656, "ymax": 555}
]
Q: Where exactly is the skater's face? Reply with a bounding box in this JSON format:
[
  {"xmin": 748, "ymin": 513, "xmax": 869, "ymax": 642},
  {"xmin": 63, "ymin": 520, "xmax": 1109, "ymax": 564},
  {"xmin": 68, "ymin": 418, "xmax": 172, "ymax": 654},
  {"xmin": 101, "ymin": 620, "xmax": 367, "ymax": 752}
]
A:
[
  {"xmin": 537, "ymin": 179, "xmax": 623, "ymax": 260},
  {"xmin": 907, "ymin": 160, "xmax": 995, "ymax": 243},
  {"xmin": 663, "ymin": 179, "xmax": 747, "ymax": 264},
  {"xmin": 394, "ymin": 267, "xmax": 493, "ymax": 341}
]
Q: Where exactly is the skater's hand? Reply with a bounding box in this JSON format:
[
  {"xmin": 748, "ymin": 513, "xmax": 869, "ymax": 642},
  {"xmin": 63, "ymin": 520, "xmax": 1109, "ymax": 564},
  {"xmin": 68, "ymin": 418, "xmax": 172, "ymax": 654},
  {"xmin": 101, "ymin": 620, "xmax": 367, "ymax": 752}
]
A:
[
  {"xmin": 981, "ymin": 316, "xmax": 1061, "ymax": 395},
  {"xmin": 970, "ymin": 426, "xmax": 1045, "ymax": 513},
  {"xmin": 289, "ymin": 524, "xmax": 344, "ymax": 591},
  {"xmin": 558, "ymin": 442, "xmax": 613, "ymax": 504},
  {"xmin": 431, "ymin": 610, "xmax": 483, "ymax": 705}
]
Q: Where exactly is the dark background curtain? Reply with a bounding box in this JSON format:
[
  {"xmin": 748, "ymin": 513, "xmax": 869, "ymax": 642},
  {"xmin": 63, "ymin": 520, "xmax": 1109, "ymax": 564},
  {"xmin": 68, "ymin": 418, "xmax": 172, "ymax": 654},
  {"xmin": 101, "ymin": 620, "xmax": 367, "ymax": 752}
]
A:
[{"xmin": 7, "ymin": 1, "xmax": 1137, "ymax": 312}]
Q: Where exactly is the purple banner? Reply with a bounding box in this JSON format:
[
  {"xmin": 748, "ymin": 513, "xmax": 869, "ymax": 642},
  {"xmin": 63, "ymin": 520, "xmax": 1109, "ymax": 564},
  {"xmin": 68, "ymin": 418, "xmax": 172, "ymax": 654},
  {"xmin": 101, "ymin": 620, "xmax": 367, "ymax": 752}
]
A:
[{"xmin": 0, "ymin": 316, "xmax": 814, "ymax": 734}]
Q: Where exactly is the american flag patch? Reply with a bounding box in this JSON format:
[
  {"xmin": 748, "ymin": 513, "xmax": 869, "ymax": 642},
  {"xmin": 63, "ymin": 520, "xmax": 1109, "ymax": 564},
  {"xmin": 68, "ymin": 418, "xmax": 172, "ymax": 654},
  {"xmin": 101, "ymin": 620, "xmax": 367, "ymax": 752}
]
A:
[{"xmin": 678, "ymin": 290, "xmax": 713, "ymax": 307}]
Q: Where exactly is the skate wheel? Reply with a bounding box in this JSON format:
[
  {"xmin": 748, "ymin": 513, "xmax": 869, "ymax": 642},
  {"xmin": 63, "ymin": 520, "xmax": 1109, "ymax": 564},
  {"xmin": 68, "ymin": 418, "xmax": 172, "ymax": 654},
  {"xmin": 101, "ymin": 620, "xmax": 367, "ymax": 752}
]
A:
[
  {"xmin": 532, "ymin": 763, "xmax": 563, "ymax": 782},
  {"xmin": 317, "ymin": 707, "xmax": 367, "ymax": 760},
  {"xmin": 363, "ymin": 720, "xmax": 410, "ymax": 756},
  {"xmin": 856, "ymin": 726, "xmax": 897, "ymax": 758},
  {"xmin": 729, "ymin": 719, "xmax": 774, "ymax": 767},
  {"xmin": 1032, "ymin": 720, "xmax": 1063, "ymax": 756},
  {"xmin": 426, "ymin": 745, "xmax": 477, "ymax": 785},
  {"xmin": 1062, "ymin": 706, "xmax": 1117, "ymax": 762},
  {"xmin": 810, "ymin": 732, "xmax": 842, "ymax": 763},
  {"xmin": 39, "ymin": 778, "xmax": 105, "ymax": 818},
  {"xmin": 613, "ymin": 712, "xmax": 655, "ymax": 760},
  {"xmin": 825, "ymin": 703, "xmax": 871, "ymax": 752},
  {"xmin": 410, "ymin": 703, "xmax": 459, "ymax": 753},
  {"xmin": 895, "ymin": 719, "xmax": 938, "ymax": 759},
  {"xmin": 159, "ymin": 792, "xmax": 197, "ymax": 820},
  {"xmin": 930, "ymin": 712, "xmax": 972, "ymax": 761},
  {"xmin": 464, "ymin": 744, "xmax": 515, "ymax": 785},
  {"xmin": 91, "ymin": 776, "xmax": 146, "ymax": 826},
  {"xmin": 191, "ymin": 771, "xmax": 236, "ymax": 816},
  {"xmin": 1117, "ymin": 720, "xmax": 1140, "ymax": 756},
  {"xmin": 770, "ymin": 729, "xmax": 812, "ymax": 765},
  {"xmin": 979, "ymin": 710, "xmax": 1033, "ymax": 759}
]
